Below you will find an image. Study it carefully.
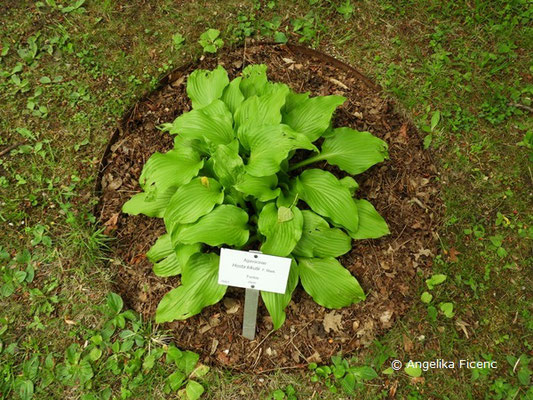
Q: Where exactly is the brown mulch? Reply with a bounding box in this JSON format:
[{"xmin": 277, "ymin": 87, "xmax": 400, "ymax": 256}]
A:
[{"xmin": 97, "ymin": 43, "xmax": 442, "ymax": 372}]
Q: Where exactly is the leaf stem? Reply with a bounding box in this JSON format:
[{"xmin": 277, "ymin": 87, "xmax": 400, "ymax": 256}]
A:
[{"xmin": 288, "ymin": 153, "xmax": 325, "ymax": 171}]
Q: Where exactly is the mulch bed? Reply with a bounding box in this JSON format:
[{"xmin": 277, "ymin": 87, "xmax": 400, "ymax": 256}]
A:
[{"xmin": 97, "ymin": 43, "xmax": 442, "ymax": 371}]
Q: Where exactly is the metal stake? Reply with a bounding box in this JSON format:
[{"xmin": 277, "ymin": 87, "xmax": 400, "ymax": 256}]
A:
[{"xmin": 242, "ymin": 288, "xmax": 259, "ymax": 340}]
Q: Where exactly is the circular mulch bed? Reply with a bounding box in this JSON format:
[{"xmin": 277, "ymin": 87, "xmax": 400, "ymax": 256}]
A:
[{"xmin": 96, "ymin": 43, "xmax": 442, "ymax": 371}]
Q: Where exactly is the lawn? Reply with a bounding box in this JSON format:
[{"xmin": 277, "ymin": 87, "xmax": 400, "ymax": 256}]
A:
[{"xmin": 0, "ymin": 1, "xmax": 532, "ymax": 399}]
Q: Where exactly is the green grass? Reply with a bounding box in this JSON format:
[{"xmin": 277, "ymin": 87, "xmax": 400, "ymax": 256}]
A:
[{"xmin": 1, "ymin": 0, "xmax": 532, "ymax": 399}]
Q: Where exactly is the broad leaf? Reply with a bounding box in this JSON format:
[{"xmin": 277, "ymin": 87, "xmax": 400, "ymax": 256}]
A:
[
  {"xmin": 122, "ymin": 187, "xmax": 175, "ymax": 218},
  {"xmin": 234, "ymin": 173, "xmax": 280, "ymax": 201},
  {"xmin": 297, "ymin": 257, "xmax": 365, "ymax": 308},
  {"xmin": 244, "ymin": 125, "xmax": 316, "ymax": 177},
  {"xmin": 186, "ymin": 65, "xmax": 229, "ymax": 109},
  {"xmin": 153, "ymin": 252, "xmax": 181, "ymax": 277},
  {"xmin": 295, "ymin": 169, "xmax": 359, "ymax": 233},
  {"xmin": 239, "ymin": 64, "xmax": 268, "ymax": 98},
  {"xmin": 339, "ymin": 176, "xmax": 358, "ymax": 195},
  {"xmin": 283, "ymin": 95, "xmax": 346, "ymax": 142},
  {"xmin": 211, "ymin": 140, "xmax": 244, "ymax": 187},
  {"xmin": 139, "ymin": 147, "xmax": 203, "ymax": 199},
  {"xmin": 235, "ymin": 83, "xmax": 289, "ymax": 129},
  {"xmin": 349, "ymin": 199, "xmax": 389, "ymax": 239},
  {"xmin": 185, "ymin": 380, "xmax": 205, "ymax": 400},
  {"xmin": 320, "ymin": 127, "xmax": 388, "ymax": 174},
  {"xmin": 156, "ymin": 253, "xmax": 227, "ymax": 322},
  {"xmin": 174, "ymin": 205, "xmax": 249, "ymax": 247},
  {"xmin": 146, "ymin": 234, "xmax": 173, "ymax": 262},
  {"xmin": 293, "ymin": 210, "xmax": 352, "ymax": 257},
  {"xmin": 221, "ymin": 76, "xmax": 244, "ymax": 114},
  {"xmin": 171, "ymin": 100, "xmax": 234, "ymax": 146},
  {"xmin": 283, "ymin": 91, "xmax": 309, "ymax": 114},
  {"xmin": 164, "ymin": 177, "xmax": 224, "ymax": 234},
  {"xmin": 153, "ymin": 243, "xmax": 201, "ymax": 277},
  {"xmin": 258, "ymin": 203, "xmax": 303, "ymax": 256},
  {"xmin": 261, "ymin": 260, "xmax": 298, "ymax": 329}
]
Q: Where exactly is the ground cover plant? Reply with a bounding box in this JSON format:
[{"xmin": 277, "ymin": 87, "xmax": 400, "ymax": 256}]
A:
[
  {"xmin": 122, "ymin": 64, "xmax": 389, "ymax": 329},
  {"xmin": 0, "ymin": 0, "xmax": 531, "ymax": 399}
]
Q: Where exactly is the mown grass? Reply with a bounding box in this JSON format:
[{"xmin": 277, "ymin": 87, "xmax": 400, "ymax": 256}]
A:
[{"xmin": 1, "ymin": 0, "xmax": 531, "ymax": 399}]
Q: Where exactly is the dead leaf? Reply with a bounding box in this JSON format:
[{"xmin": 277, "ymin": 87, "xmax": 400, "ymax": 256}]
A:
[
  {"xmin": 170, "ymin": 75, "xmax": 185, "ymax": 87},
  {"xmin": 380, "ymin": 310, "xmax": 393, "ymax": 327},
  {"xmin": 103, "ymin": 213, "xmax": 119, "ymax": 234},
  {"xmin": 389, "ymin": 380, "xmax": 398, "ymax": 398},
  {"xmin": 403, "ymin": 334, "xmax": 413, "ymax": 352},
  {"xmin": 455, "ymin": 319, "xmax": 470, "ymax": 338},
  {"xmin": 65, "ymin": 318, "xmax": 76, "ymax": 326},
  {"xmin": 282, "ymin": 57, "xmax": 294, "ymax": 64},
  {"xmin": 323, "ymin": 311, "xmax": 343, "ymax": 333},
  {"xmin": 210, "ymin": 338, "xmax": 219, "ymax": 355},
  {"xmin": 223, "ymin": 298, "xmax": 240, "ymax": 314},
  {"xmin": 398, "ymin": 123, "xmax": 408, "ymax": 143},
  {"xmin": 217, "ymin": 351, "xmax": 231, "ymax": 365},
  {"xmin": 448, "ymin": 247, "xmax": 461, "ymax": 262},
  {"xmin": 328, "ymin": 77, "xmax": 349, "ymax": 89},
  {"xmin": 414, "ymin": 248, "xmax": 433, "ymax": 261},
  {"xmin": 306, "ymin": 351, "xmax": 322, "ymax": 364}
]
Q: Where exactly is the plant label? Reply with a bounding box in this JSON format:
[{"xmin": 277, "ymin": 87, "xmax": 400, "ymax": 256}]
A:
[{"xmin": 218, "ymin": 248, "xmax": 291, "ymax": 294}]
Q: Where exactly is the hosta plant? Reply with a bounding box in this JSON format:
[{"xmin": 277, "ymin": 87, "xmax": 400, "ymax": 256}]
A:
[{"xmin": 122, "ymin": 64, "xmax": 389, "ymax": 329}]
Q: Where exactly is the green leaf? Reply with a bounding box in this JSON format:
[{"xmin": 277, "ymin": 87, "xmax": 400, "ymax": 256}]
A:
[
  {"xmin": 171, "ymin": 100, "xmax": 234, "ymax": 147},
  {"xmin": 405, "ymin": 365, "xmax": 422, "ymax": 377},
  {"xmin": 283, "ymin": 95, "xmax": 346, "ymax": 142},
  {"xmin": 190, "ymin": 364, "xmax": 210, "ymax": 378},
  {"xmin": 18, "ymin": 380, "xmax": 34, "ymax": 400},
  {"xmin": 439, "ymin": 302, "xmax": 454, "ymax": 318},
  {"xmin": 221, "ymin": 77, "xmax": 244, "ymax": 114},
  {"xmin": 295, "ymin": 169, "xmax": 359, "ymax": 233},
  {"xmin": 177, "ymin": 351, "xmax": 200, "ymax": 375},
  {"xmin": 234, "ymin": 173, "xmax": 281, "ymax": 201},
  {"xmin": 164, "ymin": 177, "xmax": 224, "ymax": 234},
  {"xmin": 351, "ymin": 366, "xmax": 378, "ymax": 381},
  {"xmin": 122, "ymin": 187, "xmax": 176, "ymax": 218},
  {"xmin": 320, "ymin": 128, "xmax": 388, "ymax": 174},
  {"xmin": 292, "ymin": 210, "xmax": 351, "ymax": 258},
  {"xmin": 258, "ymin": 203, "xmax": 303, "ymax": 256},
  {"xmin": 274, "ymin": 31, "xmax": 288, "ymax": 43},
  {"xmin": 420, "ymin": 291, "xmax": 433, "ymax": 304},
  {"xmin": 138, "ymin": 147, "xmax": 203, "ymax": 198},
  {"xmin": 244, "ymin": 125, "xmax": 315, "ymax": 177},
  {"xmin": 146, "ymin": 234, "xmax": 173, "ymax": 263},
  {"xmin": 340, "ymin": 372, "xmax": 356, "ymax": 395},
  {"xmin": 297, "ymin": 257, "xmax": 365, "ymax": 308},
  {"xmin": 156, "ymin": 253, "xmax": 227, "ymax": 322},
  {"xmin": 107, "ymin": 293, "xmax": 123, "ymax": 314},
  {"xmin": 235, "ymin": 82, "xmax": 289, "ymax": 128},
  {"xmin": 185, "ymin": 380, "xmax": 204, "ymax": 400},
  {"xmin": 339, "ymin": 176, "xmax": 358, "ymax": 195},
  {"xmin": 186, "ymin": 65, "xmax": 229, "ymax": 109},
  {"xmin": 173, "ymin": 205, "xmax": 249, "ymax": 247},
  {"xmin": 167, "ymin": 370, "xmax": 186, "ymax": 391},
  {"xmin": 261, "ymin": 261, "xmax": 299, "ymax": 329},
  {"xmin": 349, "ymin": 199, "xmax": 389, "ymax": 239},
  {"xmin": 517, "ymin": 367, "xmax": 531, "ymax": 386},
  {"xmin": 283, "ymin": 91, "xmax": 309, "ymax": 114},
  {"xmin": 239, "ymin": 64, "xmax": 268, "ymax": 98},
  {"xmin": 430, "ymin": 110, "xmax": 441, "ymax": 131},
  {"xmin": 153, "ymin": 244, "xmax": 201, "ymax": 277},
  {"xmin": 211, "ymin": 140, "xmax": 244, "ymax": 187},
  {"xmin": 426, "ymin": 274, "xmax": 446, "ymax": 290}
]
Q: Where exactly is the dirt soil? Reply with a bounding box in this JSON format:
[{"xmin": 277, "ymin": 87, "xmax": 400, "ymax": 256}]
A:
[{"xmin": 97, "ymin": 43, "xmax": 442, "ymax": 371}]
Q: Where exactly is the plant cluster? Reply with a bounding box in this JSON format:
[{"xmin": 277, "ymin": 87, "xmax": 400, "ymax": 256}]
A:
[{"xmin": 123, "ymin": 64, "xmax": 389, "ymax": 328}]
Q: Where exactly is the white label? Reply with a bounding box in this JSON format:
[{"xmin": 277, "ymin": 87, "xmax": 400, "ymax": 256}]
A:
[{"xmin": 218, "ymin": 248, "xmax": 291, "ymax": 294}]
